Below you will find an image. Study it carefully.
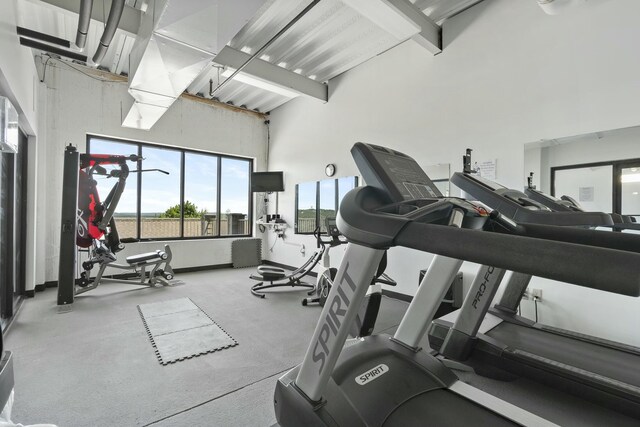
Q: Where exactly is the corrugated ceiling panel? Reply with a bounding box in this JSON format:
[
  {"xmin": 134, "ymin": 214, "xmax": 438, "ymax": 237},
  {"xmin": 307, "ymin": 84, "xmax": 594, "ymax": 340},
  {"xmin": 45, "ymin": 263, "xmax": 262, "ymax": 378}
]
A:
[{"xmin": 17, "ymin": 0, "xmax": 485, "ymax": 113}]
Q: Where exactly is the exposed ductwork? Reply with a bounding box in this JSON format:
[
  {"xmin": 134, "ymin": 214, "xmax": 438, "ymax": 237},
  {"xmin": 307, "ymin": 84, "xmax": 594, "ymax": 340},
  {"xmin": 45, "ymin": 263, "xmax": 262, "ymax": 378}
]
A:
[
  {"xmin": 122, "ymin": 0, "xmax": 268, "ymax": 130},
  {"xmin": 537, "ymin": 0, "xmax": 586, "ymax": 15},
  {"xmin": 92, "ymin": 0, "xmax": 125, "ymax": 65},
  {"xmin": 75, "ymin": 0, "xmax": 93, "ymax": 49}
]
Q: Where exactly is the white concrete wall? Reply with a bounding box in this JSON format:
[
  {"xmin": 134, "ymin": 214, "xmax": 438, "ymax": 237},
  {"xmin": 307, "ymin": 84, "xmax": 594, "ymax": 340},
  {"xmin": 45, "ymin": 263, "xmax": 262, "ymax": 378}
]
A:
[
  {"xmin": 0, "ymin": 0, "xmax": 38, "ymax": 134},
  {"xmin": 267, "ymin": 0, "xmax": 640, "ymax": 344},
  {"xmin": 39, "ymin": 61, "xmax": 268, "ymax": 283},
  {"xmin": 0, "ymin": 0, "xmax": 41, "ymax": 293},
  {"xmin": 533, "ymin": 125, "xmax": 640, "ymax": 194}
]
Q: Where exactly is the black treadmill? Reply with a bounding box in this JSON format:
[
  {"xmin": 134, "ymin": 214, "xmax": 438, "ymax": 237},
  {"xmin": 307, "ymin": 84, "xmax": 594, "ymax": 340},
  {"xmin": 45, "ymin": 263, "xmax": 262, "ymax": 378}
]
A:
[
  {"xmin": 275, "ymin": 143, "xmax": 640, "ymax": 427},
  {"xmin": 429, "ymin": 163, "xmax": 640, "ymax": 419},
  {"xmin": 524, "ymin": 172, "xmax": 640, "ymax": 229}
]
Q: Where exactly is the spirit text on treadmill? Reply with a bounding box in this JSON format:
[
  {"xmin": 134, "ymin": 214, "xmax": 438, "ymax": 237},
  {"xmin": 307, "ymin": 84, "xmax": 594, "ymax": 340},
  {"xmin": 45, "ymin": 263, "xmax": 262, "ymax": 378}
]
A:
[
  {"xmin": 355, "ymin": 364, "xmax": 389, "ymax": 385},
  {"xmin": 312, "ymin": 262, "xmax": 356, "ymax": 375},
  {"xmin": 472, "ymin": 265, "xmax": 496, "ymax": 309}
]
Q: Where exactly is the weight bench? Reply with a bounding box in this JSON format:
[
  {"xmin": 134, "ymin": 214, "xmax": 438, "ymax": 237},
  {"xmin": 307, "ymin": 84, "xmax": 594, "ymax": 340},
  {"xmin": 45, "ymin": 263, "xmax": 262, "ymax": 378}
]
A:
[{"xmin": 77, "ymin": 244, "xmax": 175, "ymax": 295}]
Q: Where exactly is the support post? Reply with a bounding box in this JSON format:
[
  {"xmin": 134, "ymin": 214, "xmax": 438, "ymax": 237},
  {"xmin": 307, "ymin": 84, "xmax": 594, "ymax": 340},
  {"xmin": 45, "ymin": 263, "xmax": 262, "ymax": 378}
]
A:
[{"xmin": 57, "ymin": 145, "xmax": 78, "ymax": 306}]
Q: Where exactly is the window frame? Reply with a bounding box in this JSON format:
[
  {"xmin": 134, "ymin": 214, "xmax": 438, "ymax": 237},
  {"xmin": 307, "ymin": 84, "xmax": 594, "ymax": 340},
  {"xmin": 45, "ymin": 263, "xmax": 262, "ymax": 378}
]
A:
[
  {"xmin": 294, "ymin": 176, "xmax": 358, "ymax": 235},
  {"xmin": 550, "ymin": 157, "xmax": 640, "ymax": 215},
  {"xmin": 86, "ymin": 134, "xmax": 253, "ymax": 241}
]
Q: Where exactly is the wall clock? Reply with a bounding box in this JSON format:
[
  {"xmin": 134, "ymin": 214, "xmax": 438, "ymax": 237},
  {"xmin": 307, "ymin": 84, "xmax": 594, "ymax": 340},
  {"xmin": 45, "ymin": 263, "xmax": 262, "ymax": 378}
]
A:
[{"xmin": 325, "ymin": 163, "xmax": 336, "ymax": 177}]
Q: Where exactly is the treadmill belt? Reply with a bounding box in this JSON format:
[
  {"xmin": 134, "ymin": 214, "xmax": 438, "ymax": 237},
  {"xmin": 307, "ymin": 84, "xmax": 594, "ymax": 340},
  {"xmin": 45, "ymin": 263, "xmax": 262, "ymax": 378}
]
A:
[
  {"xmin": 487, "ymin": 322, "xmax": 640, "ymax": 389},
  {"xmin": 384, "ymin": 390, "xmax": 518, "ymax": 427}
]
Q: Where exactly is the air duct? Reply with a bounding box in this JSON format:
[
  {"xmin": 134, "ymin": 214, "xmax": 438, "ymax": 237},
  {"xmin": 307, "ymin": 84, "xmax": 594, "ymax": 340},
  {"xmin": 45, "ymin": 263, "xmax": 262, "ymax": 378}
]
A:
[
  {"xmin": 75, "ymin": 0, "xmax": 94, "ymax": 49},
  {"xmin": 92, "ymin": 0, "xmax": 125, "ymax": 65},
  {"xmin": 537, "ymin": 0, "xmax": 586, "ymax": 15},
  {"xmin": 122, "ymin": 0, "xmax": 268, "ymax": 130}
]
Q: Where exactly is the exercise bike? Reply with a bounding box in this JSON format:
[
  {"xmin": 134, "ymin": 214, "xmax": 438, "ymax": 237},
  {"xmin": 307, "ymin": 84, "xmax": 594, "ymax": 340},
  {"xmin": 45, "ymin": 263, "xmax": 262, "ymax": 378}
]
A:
[
  {"xmin": 302, "ymin": 217, "xmax": 396, "ymax": 338},
  {"xmin": 301, "ymin": 217, "xmax": 346, "ymax": 307}
]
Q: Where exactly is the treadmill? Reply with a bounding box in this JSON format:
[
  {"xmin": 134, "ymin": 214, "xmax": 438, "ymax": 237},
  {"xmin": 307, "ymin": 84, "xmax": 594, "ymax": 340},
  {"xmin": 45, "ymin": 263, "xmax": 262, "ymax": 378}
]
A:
[
  {"xmin": 429, "ymin": 159, "xmax": 640, "ymax": 419},
  {"xmin": 274, "ymin": 142, "xmax": 640, "ymax": 426},
  {"xmin": 524, "ymin": 172, "xmax": 640, "ymax": 229}
]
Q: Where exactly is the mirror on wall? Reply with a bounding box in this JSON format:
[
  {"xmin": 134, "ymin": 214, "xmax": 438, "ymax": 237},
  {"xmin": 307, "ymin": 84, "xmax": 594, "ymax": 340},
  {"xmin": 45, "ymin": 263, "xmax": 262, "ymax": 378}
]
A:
[
  {"xmin": 524, "ymin": 125, "xmax": 640, "ymax": 220},
  {"xmin": 424, "ymin": 163, "xmax": 451, "ymax": 196},
  {"xmin": 295, "ymin": 176, "xmax": 358, "ymax": 234}
]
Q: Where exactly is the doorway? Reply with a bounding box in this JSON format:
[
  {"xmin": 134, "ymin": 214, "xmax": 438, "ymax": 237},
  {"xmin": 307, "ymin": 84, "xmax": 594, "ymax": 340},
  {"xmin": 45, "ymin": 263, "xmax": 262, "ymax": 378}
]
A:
[{"xmin": 0, "ymin": 129, "xmax": 28, "ymax": 328}]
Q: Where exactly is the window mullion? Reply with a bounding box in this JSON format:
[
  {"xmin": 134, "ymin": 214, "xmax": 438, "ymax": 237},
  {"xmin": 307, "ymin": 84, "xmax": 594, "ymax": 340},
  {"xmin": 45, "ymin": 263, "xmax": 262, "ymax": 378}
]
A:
[
  {"xmin": 180, "ymin": 151, "xmax": 185, "ymax": 238},
  {"xmin": 316, "ymin": 181, "xmax": 320, "ymax": 232},
  {"xmin": 216, "ymin": 156, "xmax": 222, "ymax": 237},
  {"xmin": 136, "ymin": 144, "xmax": 142, "ymax": 240}
]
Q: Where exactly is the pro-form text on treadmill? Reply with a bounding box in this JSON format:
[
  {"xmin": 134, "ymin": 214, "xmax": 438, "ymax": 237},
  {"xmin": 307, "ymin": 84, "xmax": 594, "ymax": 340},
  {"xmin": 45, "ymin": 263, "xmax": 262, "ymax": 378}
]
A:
[
  {"xmin": 312, "ymin": 262, "xmax": 356, "ymax": 375},
  {"xmin": 472, "ymin": 266, "xmax": 495, "ymax": 309},
  {"xmin": 355, "ymin": 364, "xmax": 389, "ymax": 385}
]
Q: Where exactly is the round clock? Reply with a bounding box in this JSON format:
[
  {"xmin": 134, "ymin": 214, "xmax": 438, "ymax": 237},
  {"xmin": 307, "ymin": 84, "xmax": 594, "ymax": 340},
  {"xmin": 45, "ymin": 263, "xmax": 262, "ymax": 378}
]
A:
[{"xmin": 325, "ymin": 163, "xmax": 336, "ymax": 177}]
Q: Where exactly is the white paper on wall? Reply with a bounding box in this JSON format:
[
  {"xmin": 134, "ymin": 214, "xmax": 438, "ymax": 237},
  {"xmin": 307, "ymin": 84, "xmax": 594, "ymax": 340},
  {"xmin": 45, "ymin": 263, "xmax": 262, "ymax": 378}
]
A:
[
  {"xmin": 473, "ymin": 159, "xmax": 497, "ymax": 180},
  {"xmin": 579, "ymin": 186, "xmax": 595, "ymax": 202}
]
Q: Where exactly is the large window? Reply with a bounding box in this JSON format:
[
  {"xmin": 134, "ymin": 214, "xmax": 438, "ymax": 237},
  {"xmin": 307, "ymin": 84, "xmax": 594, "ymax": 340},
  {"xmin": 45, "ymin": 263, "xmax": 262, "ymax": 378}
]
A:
[
  {"xmin": 87, "ymin": 135, "xmax": 252, "ymax": 240},
  {"xmin": 551, "ymin": 158, "xmax": 640, "ymax": 220},
  {"xmin": 295, "ymin": 176, "xmax": 358, "ymax": 234}
]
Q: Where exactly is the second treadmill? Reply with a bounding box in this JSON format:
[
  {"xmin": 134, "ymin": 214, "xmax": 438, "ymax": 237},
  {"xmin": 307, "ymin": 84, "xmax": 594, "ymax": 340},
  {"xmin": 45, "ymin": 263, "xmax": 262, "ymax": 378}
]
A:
[{"xmin": 429, "ymin": 157, "xmax": 640, "ymax": 419}]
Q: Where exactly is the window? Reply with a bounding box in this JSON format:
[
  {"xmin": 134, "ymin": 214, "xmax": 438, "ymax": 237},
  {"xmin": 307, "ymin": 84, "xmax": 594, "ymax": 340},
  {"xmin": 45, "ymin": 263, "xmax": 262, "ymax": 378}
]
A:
[
  {"xmin": 184, "ymin": 152, "xmax": 218, "ymax": 236},
  {"xmin": 551, "ymin": 158, "xmax": 640, "ymax": 219},
  {"xmin": 87, "ymin": 135, "xmax": 252, "ymax": 240},
  {"xmin": 295, "ymin": 176, "xmax": 358, "ymax": 234},
  {"xmin": 141, "ymin": 145, "xmax": 182, "ymax": 239},
  {"xmin": 220, "ymin": 158, "xmax": 250, "ymax": 236}
]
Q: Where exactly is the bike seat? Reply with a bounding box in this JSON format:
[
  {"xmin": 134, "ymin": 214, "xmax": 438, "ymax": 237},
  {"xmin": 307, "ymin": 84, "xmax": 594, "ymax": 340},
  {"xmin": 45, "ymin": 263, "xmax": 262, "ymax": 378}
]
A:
[{"xmin": 126, "ymin": 250, "xmax": 166, "ymax": 265}]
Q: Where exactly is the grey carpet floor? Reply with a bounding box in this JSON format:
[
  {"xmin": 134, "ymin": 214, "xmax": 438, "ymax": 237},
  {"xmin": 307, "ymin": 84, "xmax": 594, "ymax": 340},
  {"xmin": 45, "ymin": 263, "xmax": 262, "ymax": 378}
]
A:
[{"xmin": 4, "ymin": 269, "xmax": 409, "ymax": 427}]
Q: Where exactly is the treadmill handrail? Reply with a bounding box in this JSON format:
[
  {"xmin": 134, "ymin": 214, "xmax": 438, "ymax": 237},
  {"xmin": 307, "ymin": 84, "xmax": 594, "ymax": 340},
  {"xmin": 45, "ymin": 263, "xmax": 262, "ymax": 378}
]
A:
[{"xmin": 394, "ymin": 221, "xmax": 640, "ymax": 297}]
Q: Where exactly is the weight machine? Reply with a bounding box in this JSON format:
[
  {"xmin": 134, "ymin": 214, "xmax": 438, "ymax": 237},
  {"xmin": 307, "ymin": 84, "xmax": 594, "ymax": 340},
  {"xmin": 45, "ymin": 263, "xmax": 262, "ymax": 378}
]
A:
[{"xmin": 57, "ymin": 145, "xmax": 175, "ymax": 306}]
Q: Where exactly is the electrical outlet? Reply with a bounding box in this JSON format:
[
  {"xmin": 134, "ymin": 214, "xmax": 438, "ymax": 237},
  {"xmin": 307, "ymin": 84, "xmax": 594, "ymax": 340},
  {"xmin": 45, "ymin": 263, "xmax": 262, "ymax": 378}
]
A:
[{"xmin": 531, "ymin": 288, "xmax": 542, "ymax": 300}]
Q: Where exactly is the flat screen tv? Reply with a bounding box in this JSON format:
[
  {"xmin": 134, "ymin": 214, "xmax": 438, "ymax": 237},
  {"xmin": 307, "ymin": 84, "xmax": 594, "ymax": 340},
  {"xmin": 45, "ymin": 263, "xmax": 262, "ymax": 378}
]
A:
[{"xmin": 251, "ymin": 171, "xmax": 284, "ymax": 192}]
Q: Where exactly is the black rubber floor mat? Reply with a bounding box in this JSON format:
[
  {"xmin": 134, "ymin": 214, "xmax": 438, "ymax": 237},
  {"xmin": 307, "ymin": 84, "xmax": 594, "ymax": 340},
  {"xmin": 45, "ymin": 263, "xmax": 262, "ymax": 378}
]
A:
[{"xmin": 138, "ymin": 297, "xmax": 237, "ymax": 365}]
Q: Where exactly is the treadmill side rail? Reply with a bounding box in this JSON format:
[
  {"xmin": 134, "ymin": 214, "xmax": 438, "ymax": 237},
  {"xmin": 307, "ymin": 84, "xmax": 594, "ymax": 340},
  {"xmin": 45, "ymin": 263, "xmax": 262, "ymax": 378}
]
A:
[{"xmin": 450, "ymin": 381, "xmax": 560, "ymax": 427}]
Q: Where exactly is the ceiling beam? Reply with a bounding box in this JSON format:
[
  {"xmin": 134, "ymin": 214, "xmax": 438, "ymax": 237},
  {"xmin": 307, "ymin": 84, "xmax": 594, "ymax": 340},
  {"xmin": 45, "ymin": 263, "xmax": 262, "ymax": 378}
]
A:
[
  {"xmin": 32, "ymin": 0, "xmax": 141, "ymax": 35},
  {"xmin": 213, "ymin": 46, "xmax": 328, "ymax": 103},
  {"xmin": 415, "ymin": 0, "xmax": 484, "ymax": 23},
  {"xmin": 413, "ymin": 0, "xmax": 432, "ymax": 11},
  {"xmin": 342, "ymin": 0, "xmax": 441, "ymax": 54}
]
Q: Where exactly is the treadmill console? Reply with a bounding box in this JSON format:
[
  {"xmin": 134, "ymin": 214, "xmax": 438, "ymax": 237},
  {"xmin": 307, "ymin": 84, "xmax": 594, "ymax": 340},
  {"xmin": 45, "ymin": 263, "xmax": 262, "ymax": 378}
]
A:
[
  {"xmin": 351, "ymin": 142, "xmax": 442, "ymax": 203},
  {"xmin": 336, "ymin": 143, "xmax": 493, "ymax": 249}
]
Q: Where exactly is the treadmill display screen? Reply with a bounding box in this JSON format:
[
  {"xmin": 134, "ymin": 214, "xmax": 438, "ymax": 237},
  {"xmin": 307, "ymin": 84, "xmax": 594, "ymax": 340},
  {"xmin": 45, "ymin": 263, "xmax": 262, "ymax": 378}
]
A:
[{"xmin": 370, "ymin": 150, "xmax": 442, "ymax": 200}]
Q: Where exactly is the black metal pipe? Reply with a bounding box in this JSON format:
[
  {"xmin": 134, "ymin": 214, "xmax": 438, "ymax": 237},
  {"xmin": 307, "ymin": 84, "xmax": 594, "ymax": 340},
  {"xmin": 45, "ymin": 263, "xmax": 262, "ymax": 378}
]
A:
[
  {"xmin": 76, "ymin": 0, "xmax": 94, "ymax": 49},
  {"xmin": 92, "ymin": 0, "xmax": 125, "ymax": 65}
]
